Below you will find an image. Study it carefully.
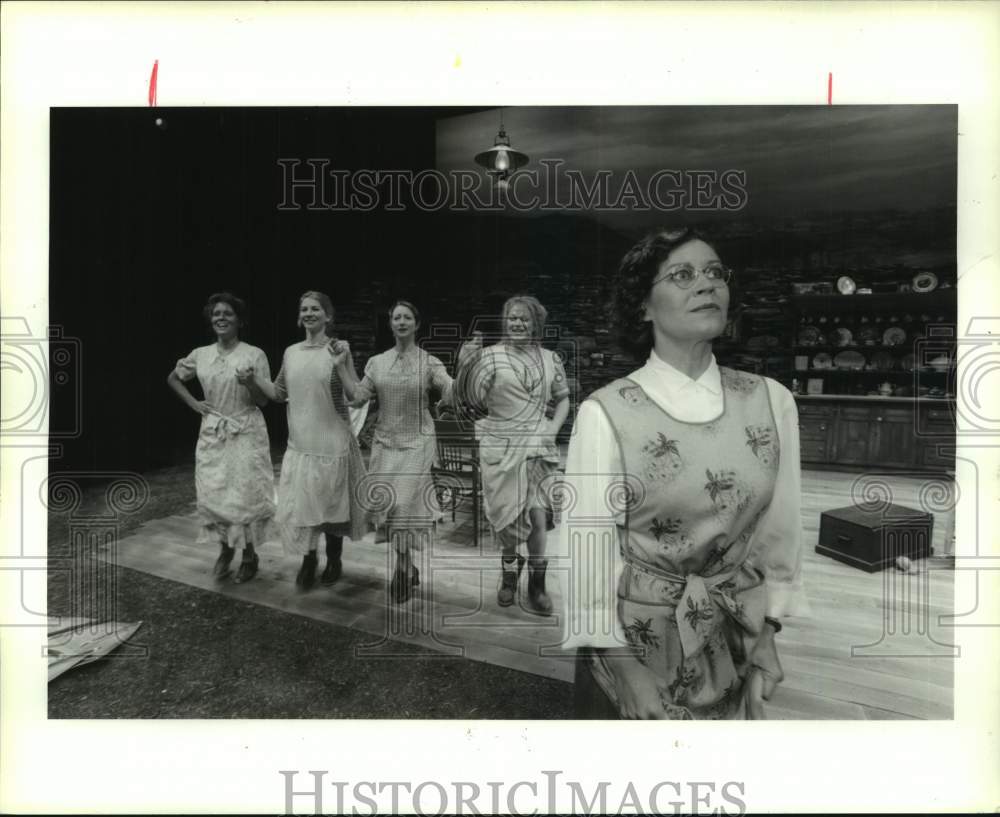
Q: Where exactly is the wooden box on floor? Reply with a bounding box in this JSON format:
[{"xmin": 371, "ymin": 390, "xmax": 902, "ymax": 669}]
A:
[{"xmin": 816, "ymin": 503, "xmax": 934, "ymax": 573}]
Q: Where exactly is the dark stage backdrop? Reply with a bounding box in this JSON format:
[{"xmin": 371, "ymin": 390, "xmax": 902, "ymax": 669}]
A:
[
  {"xmin": 49, "ymin": 107, "xmax": 634, "ymax": 474},
  {"xmin": 50, "ymin": 107, "xmax": 956, "ymax": 475}
]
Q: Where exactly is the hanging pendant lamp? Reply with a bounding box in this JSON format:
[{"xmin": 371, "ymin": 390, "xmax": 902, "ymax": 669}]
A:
[{"xmin": 474, "ymin": 113, "xmax": 529, "ymax": 183}]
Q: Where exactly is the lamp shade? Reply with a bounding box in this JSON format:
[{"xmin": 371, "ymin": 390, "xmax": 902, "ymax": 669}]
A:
[{"xmin": 474, "ymin": 127, "xmax": 529, "ymax": 176}]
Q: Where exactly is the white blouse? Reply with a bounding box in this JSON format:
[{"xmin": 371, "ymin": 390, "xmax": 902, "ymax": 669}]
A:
[{"xmin": 560, "ymin": 351, "xmax": 811, "ymax": 649}]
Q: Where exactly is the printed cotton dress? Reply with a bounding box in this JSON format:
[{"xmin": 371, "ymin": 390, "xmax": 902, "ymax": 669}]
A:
[
  {"xmin": 356, "ymin": 347, "xmax": 453, "ymax": 551},
  {"xmin": 274, "ymin": 342, "xmax": 368, "ymax": 553},
  {"xmin": 173, "ymin": 342, "xmax": 276, "ymax": 550},
  {"xmin": 580, "ymin": 368, "xmax": 782, "ymax": 719},
  {"xmin": 471, "ymin": 344, "xmax": 569, "ymax": 546}
]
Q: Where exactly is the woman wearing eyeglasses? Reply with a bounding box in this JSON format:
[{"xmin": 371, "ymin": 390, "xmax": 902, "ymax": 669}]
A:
[{"xmin": 561, "ymin": 228, "xmax": 808, "ymax": 719}]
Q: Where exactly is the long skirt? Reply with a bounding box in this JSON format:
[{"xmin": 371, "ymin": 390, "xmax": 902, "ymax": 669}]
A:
[
  {"xmin": 276, "ymin": 443, "xmax": 368, "ymax": 554},
  {"xmin": 495, "ymin": 456, "xmax": 558, "ymax": 548},
  {"xmin": 364, "ymin": 436, "xmax": 439, "ymax": 553},
  {"xmin": 194, "ymin": 409, "xmax": 275, "ymax": 550}
]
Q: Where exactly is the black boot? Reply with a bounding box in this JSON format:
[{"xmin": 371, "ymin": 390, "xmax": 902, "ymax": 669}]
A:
[
  {"xmin": 213, "ymin": 543, "xmax": 235, "ymax": 580},
  {"xmin": 234, "ymin": 550, "xmax": 259, "ymax": 584},
  {"xmin": 497, "ymin": 553, "xmax": 526, "ymax": 607},
  {"xmin": 526, "ymin": 558, "xmax": 553, "ymax": 616},
  {"xmin": 296, "ymin": 551, "xmax": 318, "ymax": 590},
  {"xmin": 321, "ymin": 536, "xmax": 343, "ymax": 586},
  {"xmin": 389, "ymin": 561, "xmax": 420, "ymax": 603}
]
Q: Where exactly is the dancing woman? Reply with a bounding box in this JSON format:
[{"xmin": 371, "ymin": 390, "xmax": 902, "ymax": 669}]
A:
[
  {"xmin": 248, "ymin": 291, "xmax": 367, "ymax": 590},
  {"xmin": 334, "ymin": 300, "xmax": 472, "ymax": 602},
  {"xmin": 458, "ymin": 295, "xmax": 570, "ymax": 615},
  {"xmin": 166, "ymin": 292, "xmax": 275, "ymax": 583}
]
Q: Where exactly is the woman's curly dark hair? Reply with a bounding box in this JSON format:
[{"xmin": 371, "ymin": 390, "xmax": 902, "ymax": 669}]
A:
[
  {"xmin": 613, "ymin": 227, "xmax": 735, "ymax": 359},
  {"xmin": 202, "ymin": 291, "xmax": 248, "ymax": 330}
]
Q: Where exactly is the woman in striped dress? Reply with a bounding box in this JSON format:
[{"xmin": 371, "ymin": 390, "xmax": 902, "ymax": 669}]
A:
[{"xmin": 335, "ymin": 300, "xmax": 473, "ymax": 603}]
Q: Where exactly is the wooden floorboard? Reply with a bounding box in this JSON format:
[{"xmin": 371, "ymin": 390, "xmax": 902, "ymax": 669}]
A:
[{"xmin": 103, "ymin": 468, "xmax": 955, "ymax": 719}]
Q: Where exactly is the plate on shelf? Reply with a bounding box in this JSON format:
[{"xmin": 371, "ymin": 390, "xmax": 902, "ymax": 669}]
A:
[
  {"xmin": 883, "ymin": 326, "xmax": 907, "ymax": 346},
  {"xmin": 912, "ymin": 271, "xmax": 939, "ymax": 293},
  {"xmin": 900, "ymin": 353, "xmax": 916, "ymax": 372},
  {"xmin": 797, "ymin": 326, "xmax": 820, "ymax": 346},
  {"xmin": 857, "ymin": 326, "xmax": 878, "ymax": 345},
  {"xmin": 812, "ymin": 352, "xmax": 833, "ymax": 370},
  {"xmin": 836, "ymin": 275, "xmax": 857, "ymax": 295},
  {"xmin": 871, "ymin": 350, "xmax": 894, "ymax": 371},
  {"xmin": 929, "ymin": 354, "xmax": 951, "ymax": 373},
  {"xmin": 833, "ymin": 350, "xmax": 865, "ymax": 370},
  {"xmin": 833, "ymin": 327, "xmax": 853, "ymax": 347}
]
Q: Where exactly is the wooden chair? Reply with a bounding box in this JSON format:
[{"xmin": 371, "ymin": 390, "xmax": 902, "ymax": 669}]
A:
[{"xmin": 431, "ymin": 417, "xmax": 483, "ymax": 547}]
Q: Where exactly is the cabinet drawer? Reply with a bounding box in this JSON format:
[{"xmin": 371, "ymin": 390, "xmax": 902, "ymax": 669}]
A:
[
  {"xmin": 799, "ymin": 419, "xmax": 830, "ymax": 439},
  {"xmin": 801, "ymin": 440, "xmax": 830, "ymax": 461},
  {"xmin": 924, "ymin": 407, "xmax": 954, "ymax": 423},
  {"xmin": 798, "ymin": 403, "xmax": 835, "ymax": 417},
  {"xmin": 922, "ymin": 443, "xmax": 955, "ymax": 470},
  {"xmin": 919, "ymin": 406, "xmax": 955, "ymax": 429},
  {"xmin": 841, "ymin": 406, "xmax": 873, "ymax": 420},
  {"xmin": 869, "ymin": 408, "xmax": 914, "ymax": 425}
]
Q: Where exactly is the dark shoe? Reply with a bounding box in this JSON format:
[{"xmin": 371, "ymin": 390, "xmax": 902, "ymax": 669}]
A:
[
  {"xmin": 321, "ymin": 537, "xmax": 343, "ymax": 585},
  {"xmin": 213, "ymin": 544, "xmax": 235, "ymax": 580},
  {"xmin": 296, "ymin": 552, "xmax": 318, "ymax": 591},
  {"xmin": 390, "ymin": 565, "xmax": 420, "ymax": 603},
  {"xmin": 320, "ymin": 558, "xmax": 342, "ymax": 586},
  {"xmin": 497, "ymin": 554, "xmax": 526, "ymax": 607},
  {"xmin": 526, "ymin": 558, "xmax": 553, "ymax": 616},
  {"xmin": 234, "ymin": 552, "xmax": 259, "ymax": 584}
]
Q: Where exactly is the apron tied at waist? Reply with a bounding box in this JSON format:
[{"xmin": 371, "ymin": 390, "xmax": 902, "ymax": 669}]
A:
[
  {"xmin": 205, "ymin": 408, "xmax": 256, "ymax": 442},
  {"xmin": 622, "ymin": 559, "xmax": 764, "ymax": 662}
]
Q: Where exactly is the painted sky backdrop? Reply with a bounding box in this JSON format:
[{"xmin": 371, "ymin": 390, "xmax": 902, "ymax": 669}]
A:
[{"xmin": 436, "ymin": 106, "xmax": 956, "ymax": 232}]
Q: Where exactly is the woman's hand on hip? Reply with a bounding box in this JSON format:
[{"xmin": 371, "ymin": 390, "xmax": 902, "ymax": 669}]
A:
[{"xmin": 193, "ymin": 400, "xmax": 216, "ymax": 417}]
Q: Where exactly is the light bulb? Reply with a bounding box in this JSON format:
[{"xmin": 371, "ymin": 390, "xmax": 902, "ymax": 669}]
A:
[{"xmin": 494, "ymin": 150, "xmax": 510, "ymax": 172}]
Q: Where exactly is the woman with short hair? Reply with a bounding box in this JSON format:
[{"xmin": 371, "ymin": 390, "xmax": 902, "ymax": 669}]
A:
[
  {"xmin": 167, "ymin": 292, "xmax": 275, "ymax": 583},
  {"xmin": 459, "ymin": 295, "xmax": 571, "ymax": 615},
  {"xmin": 561, "ymin": 228, "xmax": 809, "ymax": 719}
]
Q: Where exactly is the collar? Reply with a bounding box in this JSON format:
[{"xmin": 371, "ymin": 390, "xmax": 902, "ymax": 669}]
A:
[
  {"xmin": 393, "ymin": 345, "xmax": 420, "ymax": 360},
  {"xmin": 646, "ymin": 349, "xmax": 722, "ymax": 395},
  {"xmin": 212, "ymin": 341, "xmax": 242, "ymax": 360}
]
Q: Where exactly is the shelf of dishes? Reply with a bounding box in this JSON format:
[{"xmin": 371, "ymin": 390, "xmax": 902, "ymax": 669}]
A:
[
  {"xmin": 795, "ymin": 323, "xmax": 953, "ymax": 348},
  {"xmin": 789, "ymin": 377, "xmax": 951, "ymax": 398},
  {"xmin": 791, "ymin": 271, "xmax": 953, "ymax": 296},
  {"xmin": 790, "ymin": 288, "xmax": 956, "ymax": 308},
  {"xmin": 793, "ymin": 349, "xmax": 952, "ymax": 373},
  {"xmin": 792, "ymin": 344, "xmax": 935, "ymax": 352},
  {"xmin": 793, "ymin": 394, "xmax": 954, "ymax": 402},
  {"xmin": 794, "ymin": 367, "xmax": 952, "ymax": 375}
]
